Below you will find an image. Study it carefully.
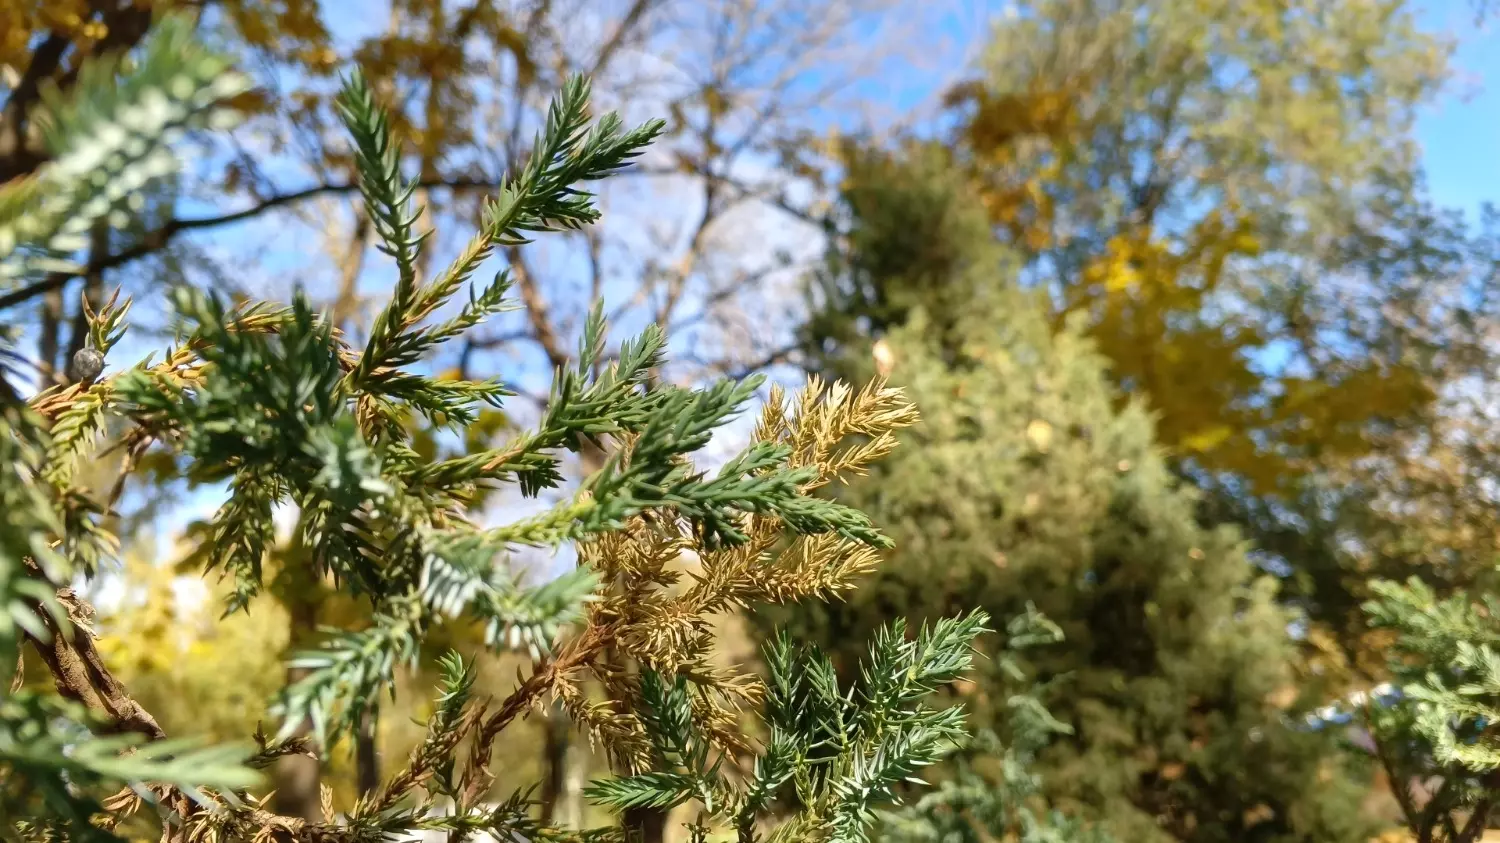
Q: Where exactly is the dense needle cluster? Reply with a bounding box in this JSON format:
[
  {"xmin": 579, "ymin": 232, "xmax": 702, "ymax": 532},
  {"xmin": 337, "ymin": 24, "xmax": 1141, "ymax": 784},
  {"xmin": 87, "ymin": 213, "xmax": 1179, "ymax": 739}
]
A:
[
  {"xmin": 0, "ymin": 15, "xmax": 987, "ymax": 843},
  {"xmin": 1343, "ymin": 578, "xmax": 1500, "ymax": 843}
]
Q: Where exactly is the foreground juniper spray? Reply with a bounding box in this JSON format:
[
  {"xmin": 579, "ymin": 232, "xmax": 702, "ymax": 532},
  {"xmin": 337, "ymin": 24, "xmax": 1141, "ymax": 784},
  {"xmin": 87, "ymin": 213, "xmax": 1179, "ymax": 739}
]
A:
[{"xmin": 0, "ymin": 16, "xmax": 988, "ymax": 842}]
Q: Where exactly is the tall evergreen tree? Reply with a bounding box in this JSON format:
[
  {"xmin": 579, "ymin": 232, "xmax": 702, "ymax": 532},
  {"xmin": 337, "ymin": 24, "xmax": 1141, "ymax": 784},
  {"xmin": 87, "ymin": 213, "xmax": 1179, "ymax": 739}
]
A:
[{"xmin": 768, "ymin": 144, "xmax": 1380, "ymax": 843}]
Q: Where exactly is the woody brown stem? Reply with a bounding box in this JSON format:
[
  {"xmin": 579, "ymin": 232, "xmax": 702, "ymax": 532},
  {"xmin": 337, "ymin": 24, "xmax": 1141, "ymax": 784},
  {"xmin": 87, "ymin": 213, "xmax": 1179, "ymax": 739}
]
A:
[
  {"xmin": 29, "ymin": 588, "xmax": 164, "ymax": 740},
  {"xmin": 459, "ymin": 624, "xmax": 606, "ymax": 805}
]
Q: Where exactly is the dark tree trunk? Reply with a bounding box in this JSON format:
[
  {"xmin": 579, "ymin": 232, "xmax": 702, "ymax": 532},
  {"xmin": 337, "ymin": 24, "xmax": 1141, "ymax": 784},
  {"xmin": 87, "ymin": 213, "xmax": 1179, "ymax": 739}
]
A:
[
  {"xmin": 38, "ymin": 283, "xmax": 63, "ymax": 386},
  {"xmin": 623, "ymin": 805, "xmax": 669, "ymax": 843},
  {"xmin": 272, "ymin": 597, "xmax": 323, "ymax": 821},
  {"xmin": 538, "ymin": 439, "xmax": 610, "ymax": 827},
  {"xmin": 356, "ymin": 708, "xmax": 380, "ymax": 797},
  {"xmin": 538, "ymin": 702, "xmax": 570, "ymax": 825}
]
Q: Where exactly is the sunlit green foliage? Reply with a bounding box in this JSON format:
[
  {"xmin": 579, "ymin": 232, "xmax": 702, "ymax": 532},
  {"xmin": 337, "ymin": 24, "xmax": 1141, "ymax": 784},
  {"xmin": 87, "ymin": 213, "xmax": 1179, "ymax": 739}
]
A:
[{"xmin": 1338, "ymin": 577, "xmax": 1500, "ymax": 843}]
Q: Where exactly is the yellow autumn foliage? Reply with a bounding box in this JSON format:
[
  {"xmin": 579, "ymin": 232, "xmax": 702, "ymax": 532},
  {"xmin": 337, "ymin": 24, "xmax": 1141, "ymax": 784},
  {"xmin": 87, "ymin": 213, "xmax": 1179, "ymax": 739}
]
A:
[
  {"xmin": 947, "ymin": 0, "xmax": 1455, "ymax": 496},
  {"xmin": 96, "ymin": 540, "xmax": 289, "ymax": 745}
]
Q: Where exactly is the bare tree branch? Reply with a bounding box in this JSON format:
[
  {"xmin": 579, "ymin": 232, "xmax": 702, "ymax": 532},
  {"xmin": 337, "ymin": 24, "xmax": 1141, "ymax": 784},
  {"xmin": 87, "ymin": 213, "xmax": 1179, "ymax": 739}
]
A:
[
  {"xmin": 0, "ymin": 174, "xmax": 510, "ymax": 312},
  {"xmin": 508, "ymin": 246, "xmax": 572, "ymax": 368},
  {"xmin": 0, "ymin": 32, "xmax": 70, "ymax": 182},
  {"xmin": 697, "ymin": 341, "xmax": 802, "ymax": 380}
]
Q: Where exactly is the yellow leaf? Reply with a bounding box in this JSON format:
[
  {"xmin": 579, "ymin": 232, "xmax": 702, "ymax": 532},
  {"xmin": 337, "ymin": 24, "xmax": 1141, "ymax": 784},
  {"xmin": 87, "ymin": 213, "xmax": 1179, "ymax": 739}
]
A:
[
  {"xmin": 1025, "ymin": 419, "xmax": 1053, "ymax": 452},
  {"xmin": 1022, "ymin": 492, "xmax": 1041, "ymax": 515},
  {"xmin": 872, "ymin": 338, "xmax": 895, "ymax": 376},
  {"xmin": 1181, "ymin": 425, "xmax": 1232, "ymax": 453},
  {"xmin": 1243, "ymin": 804, "xmax": 1275, "ymax": 826}
]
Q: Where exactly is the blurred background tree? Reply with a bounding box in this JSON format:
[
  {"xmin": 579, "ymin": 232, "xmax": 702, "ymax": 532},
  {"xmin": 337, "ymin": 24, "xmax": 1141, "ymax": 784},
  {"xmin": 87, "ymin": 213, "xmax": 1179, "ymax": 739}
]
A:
[
  {"xmin": 796, "ymin": 0, "xmax": 1500, "ymax": 797},
  {"xmin": 774, "ymin": 146, "xmax": 1379, "ymax": 842},
  {"xmin": 949, "ymin": 0, "xmax": 1456, "ymax": 487},
  {"xmin": 943, "ymin": 0, "xmax": 1500, "ymax": 698}
]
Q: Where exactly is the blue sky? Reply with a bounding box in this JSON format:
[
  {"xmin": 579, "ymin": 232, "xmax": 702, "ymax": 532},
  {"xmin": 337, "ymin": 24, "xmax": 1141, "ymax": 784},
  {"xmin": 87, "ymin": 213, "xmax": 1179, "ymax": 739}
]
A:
[{"xmin": 1417, "ymin": 0, "xmax": 1500, "ymax": 220}]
